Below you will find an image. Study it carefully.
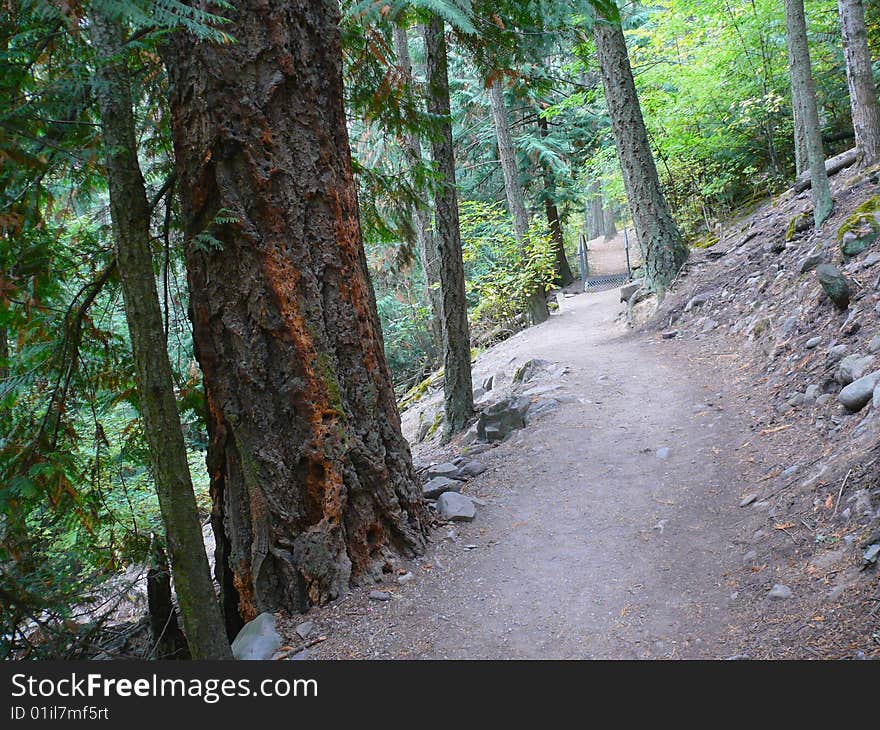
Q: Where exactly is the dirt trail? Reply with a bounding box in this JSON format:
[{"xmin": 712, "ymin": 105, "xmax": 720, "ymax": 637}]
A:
[{"xmin": 298, "ymin": 281, "xmax": 759, "ymax": 659}]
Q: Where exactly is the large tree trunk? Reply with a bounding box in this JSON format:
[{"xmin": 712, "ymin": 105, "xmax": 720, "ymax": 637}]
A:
[
  {"xmin": 163, "ymin": 0, "xmax": 428, "ymax": 628},
  {"xmin": 785, "ymin": 0, "xmax": 833, "ymax": 227},
  {"xmin": 392, "ymin": 24, "xmax": 442, "ymax": 350},
  {"xmin": 535, "ymin": 115, "xmax": 574, "ymax": 287},
  {"xmin": 424, "ymin": 15, "xmax": 474, "ymax": 434},
  {"xmin": 839, "ymin": 0, "xmax": 880, "ymax": 166},
  {"xmin": 487, "ymin": 78, "xmax": 549, "ymax": 324},
  {"xmin": 593, "ymin": 17, "xmax": 687, "ymax": 293},
  {"xmin": 90, "ymin": 10, "xmax": 231, "ymax": 658}
]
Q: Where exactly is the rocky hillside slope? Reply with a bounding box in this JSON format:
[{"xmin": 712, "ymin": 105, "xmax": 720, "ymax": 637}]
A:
[{"xmin": 635, "ymin": 162, "xmax": 880, "ymax": 657}]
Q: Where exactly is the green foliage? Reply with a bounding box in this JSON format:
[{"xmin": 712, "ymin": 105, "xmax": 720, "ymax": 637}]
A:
[{"xmin": 460, "ymin": 200, "xmax": 556, "ymax": 330}]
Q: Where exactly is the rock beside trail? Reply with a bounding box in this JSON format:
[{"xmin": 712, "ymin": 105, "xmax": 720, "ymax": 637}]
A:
[
  {"xmin": 620, "ymin": 281, "xmax": 641, "ymax": 303},
  {"xmin": 425, "ymin": 462, "xmax": 460, "ymax": 479},
  {"xmin": 838, "ymin": 370, "xmax": 880, "ymax": 411},
  {"xmin": 798, "ymin": 250, "xmax": 823, "ymax": 274},
  {"xmin": 477, "ymin": 396, "xmax": 530, "ymax": 442},
  {"xmin": 816, "ymin": 264, "xmax": 851, "ymax": 309},
  {"xmin": 512, "ymin": 359, "xmax": 551, "ymax": 384},
  {"xmin": 836, "ymin": 354, "xmax": 874, "ymax": 385},
  {"xmin": 768, "ymin": 584, "xmax": 792, "ymax": 600},
  {"xmin": 458, "ymin": 460, "xmax": 487, "ymax": 477},
  {"xmin": 436, "ymin": 492, "xmax": 476, "ymax": 522},
  {"xmin": 231, "ymin": 613, "xmax": 281, "ymax": 660},
  {"xmin": 422, "ymin": 476, "xmax": 462, "ymax": 499}
]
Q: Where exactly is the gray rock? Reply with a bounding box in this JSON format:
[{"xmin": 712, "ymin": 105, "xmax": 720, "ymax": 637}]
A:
[
  {"xmin": 397, "ymin": 571, "xmax": 415, "ymax": 585},
  {"xmin": 620, "ymin": 281, "xmax": 641, "ymax": 302},
  {"xmin": 838, "ymin": 370, "xmax": 880, "ymax": 411},
  {"xmin": 476, "ymin": 396, "xmax": 530, "ymax": 442},
  {"xmin": 862, "ymin": 543, "xmax": 880, "ymax": 567},
  {"xmin": 816, "ymin": 264, "xmax": 851, "ymax": 309},
  {"xmin": 816, "ymin": 393, "xmax": 834, "ymax": 405},
  {"xmin": 288, "ymin": 649, "xmax": 311, "ymax": 661},
  {"xmin": 827, "ymin": 344, "xmax": 848, "ymax": 363},
  {"xmin": 295, "ymin": 621, "xmax": 314, "ymax": 640},
  {"xmin": 768, "ymin": 584, "xmax": 792, "ymax": 600},
  {"xmin": 873, "ymin": 382, "xmax": 880, "ymax": 410},
  {"xmin": 524, "ymin": 397, "xmax": 560, "ymax": 424},
  {"xmin": 836, "ymin": 354, "xmax": 874, "ymax": 385},
  {"xmin": 458, "ymin": 460, "xmax": 487, "ymax": 477},
  {"xmin": 656, "ymin": 447, "xmax": 670, "ymax": 460},
  {"xmin": 368, "ymin": 590, "xmax": 391, "ymax": 601},
  {"xmin": 804, "ymin": 384, "xmax": 820, "ymax": 406},
  {"xmin": 805, "ymin": 336, "xmax": 822, "ymax": 349},
  {"xmin": 436, "ymin": 492, "xmax": 476, "ymax": 522},
  {"xmin": 701, "ymin": 318, "xmax": 719, "ymax": 333},
  {"xmin": 661, "ymin": 329, "xmax": 679, "ymax": 339},
  {"xmin": 231, "ymin": 612, "xmax": 281, "ymax": 660},
  {"xmin": 863, "ymin": 251, "xmax": 880, "ymax": 269},
  {"xmin": 799, "ymin": 251, "xmax": 823, "ymax": 274},
  {"xmin": 481, "ymin": 374, "xmax": 495, "ymax": 391},
  {"xmin": 425, "ymin": 462, "xmax": 460, "ymax": 479},
  {"xmin": 512, "ymin": 359, "xmax": 551, "ymax": 384},
  {"xmin": 739, "ymin": 493, "xmax": 758, "ymax": 507},
  {"xmin": 787, "ymin": 392, "xmax": 805, "ymax": 407},
  {"xmin": 868, "ymin": 335, "xmax": 880, "ymax": 354},
  {"xmin": 422, "ymin": 476, "xmax": 462, "ymax": 499},
  {"xmin": 684, "ymin": 293, "xmax": 709, "ymax": 312}
]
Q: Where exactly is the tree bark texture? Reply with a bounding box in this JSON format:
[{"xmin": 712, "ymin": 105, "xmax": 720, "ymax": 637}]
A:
[
  {"xmin": 785, "ymin": 0, "xmax": 833, "ymax": 226},
  {"xmin": 392, "ymin": 24, "xmax": 442, "ymax": 348},
  {"xmin": 487, "ymin": 78, "xmax": 549, "ymax": 323},
  {"xmin": 424, "ymin": 15, "xmax": 474, "ymax": 434},
  {"xmin": 90, "ymin": 10, "xmax": 231, "ymax": 658},
  {"xmin": 536, "ymin": 115, "xmax": 573, "ymax": 286},
  {"xmin": 593, "ymin": 17, "xmax": 688, "ymax": 292},
  {"xmin": 163, "ymin": 0, "xmax": 428, "ymax": 628},
  {"xmin": 588, "ymin": 181, "xmax": 603, "ymax": 240},
  {"xmin": 838, "ymin": 0, "xmax": 880, "ymax": 166}
]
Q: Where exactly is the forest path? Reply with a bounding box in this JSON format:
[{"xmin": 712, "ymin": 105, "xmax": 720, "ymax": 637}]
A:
[{"xmin": 301, "ymin": 287, "xmax": 754, "ymax": 659}]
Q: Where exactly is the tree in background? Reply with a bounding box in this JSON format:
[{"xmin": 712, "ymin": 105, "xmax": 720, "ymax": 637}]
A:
[
  {"xmin": 838, "ymin": 0, "xmax": 880, "ymax": 166},
  {"xmin": 592, "ymin": 9, "xmax": 687, "ymax": 292},
  {"xmin": 424, "ymin": 14, "xmax": 475, "ymax": 434},
  {"xmin": 392, "ymin": 21, "xmax": 442, "ymax": 348},
  {"xmin": 163, "ymin": 0, "xmax": 428, "ymax": 628},
  {"xmin": 487, "ymin": 77, "xmax": 550, "ymax": 323},
  {"xmin": 785, "ymin": 0, "xmax": 833, "ymax": 226}
]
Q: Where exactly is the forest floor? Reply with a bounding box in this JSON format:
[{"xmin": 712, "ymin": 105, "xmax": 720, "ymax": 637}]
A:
[{"xmin": 279, "ymin": 234, "xmax": 789, "ymax": 659}]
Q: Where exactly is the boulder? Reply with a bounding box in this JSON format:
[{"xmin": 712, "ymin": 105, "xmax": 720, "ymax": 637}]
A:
[
  {"xmin": 422, "ymin": 476, "xmax": 462, "ymax": 499},
  {"xmin": 816, "ymin": 264, "xmax": 851, "ymax": 309},
  {"xmin": 425, "ymin": 462, "xmax": 460, "ymax": 479},
  {"xmin": 458, "ymin": 460, "xmax": 487, "ymax": 477},
  {"xmin": 836, "ymin": 354, "xmax": 874, "ymax": 385},
  {"xmin": 838, "ymin": 370, "xmax": 880, "ymax": 412},
  {"xmin": 620, "ymin": 281, "xmax": 641, "ymax": 303},
  {"xmin": 798, "ymin": 250, "xmax": 823, "ymax": 274},
  {"xmin": 768, "ymin": 584, "xmax": 792, "ymax": 600},
  {"xmin": 684, "ymin": 293, "xmax": 709, "ymax": 312},
  {"xmin": 436, "ymin": 492, "xmax": 476, "ymax": 522},
  {"xmin": 231, "ymin": 613, "xmax": 281, "ymax": 660},
  {"xmin": 476, "ymin": 396, "xmax": 530, "ymax": 442},
  {"xmin": 512, "ymin": 359, "xmax": 551, "ymax": 384}
]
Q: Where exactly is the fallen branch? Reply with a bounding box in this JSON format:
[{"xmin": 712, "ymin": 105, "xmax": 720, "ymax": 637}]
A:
[{"xmin": 792, "ymin": 147, "xmax": 860, "ymax": 193}]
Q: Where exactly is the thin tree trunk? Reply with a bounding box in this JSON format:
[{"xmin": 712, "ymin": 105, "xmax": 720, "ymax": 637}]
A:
[
  {"xmin": 392, "ymin": 24, "xmax": 442, "ymax": 350},
  {"xmin": 163, "ymin": 0, "xmax": 428, "ymax": 628},
  {"xmin": 839, "ymin": 0, "xmax": 880, "ymax": 166},
  {"xmin": 487, "ymin": 78, "xmax": 549, "ymax": 323},
  {"xmin": 603, "ymin": 200, "xmax": 617, "ymax": 238},
  {"xmin": 90, "ymin": 9, "xmax": 231, "ymax": 659},
  {"xmin": 536, "ymin": 115, "xmax": 574, "ymax": 287},
  {"xmin": 785, "ymin": 0, "xmax": 833, "ymax": 226},
  {"xmin": 588, "ymin": 181, "xmax": 603, "ymax": 240},
  {"xmin": 424, "ymin": 15, "xmax": 474, "ymax": 434},
  {"xmin": 593, "ymin": 16, "xmax": 688, "ymax": 293}
]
